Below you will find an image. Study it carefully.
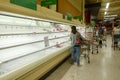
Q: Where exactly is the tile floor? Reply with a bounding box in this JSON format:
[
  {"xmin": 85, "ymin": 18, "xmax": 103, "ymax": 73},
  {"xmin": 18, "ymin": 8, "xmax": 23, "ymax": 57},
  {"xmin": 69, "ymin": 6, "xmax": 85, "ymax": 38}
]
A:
[{"xmin": 45, "ymin": 35, "xmax": 120, "ymax": 80}]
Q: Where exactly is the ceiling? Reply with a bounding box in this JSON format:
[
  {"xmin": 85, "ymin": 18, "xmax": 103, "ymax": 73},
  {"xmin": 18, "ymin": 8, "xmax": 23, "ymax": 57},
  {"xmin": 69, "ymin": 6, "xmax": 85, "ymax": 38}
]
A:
[{"xmin": 86, "ymin": 0, "xmax": 120, "ymax": 21}]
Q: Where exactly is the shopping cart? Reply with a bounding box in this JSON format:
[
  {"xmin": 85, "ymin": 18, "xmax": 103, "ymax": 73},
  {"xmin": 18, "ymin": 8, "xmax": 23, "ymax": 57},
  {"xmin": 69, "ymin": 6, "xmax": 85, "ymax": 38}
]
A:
[
  {"xmin": 85, "ymin": 31, "xmax": 99, "ymax": 54},
  {"xmin": 97, "ymin": 35, "xmax": 107, "ymax": 48},
  {"xmin": 102, "ymin": 35, "xmax": 107, "ymax": 47},
  {"xmin": 81, "ymin": 41, "xmax": 90, "ymax": 63},
  {"xmin": 89, "ymin": 37, "xmax": 99, "ymax": 54}
]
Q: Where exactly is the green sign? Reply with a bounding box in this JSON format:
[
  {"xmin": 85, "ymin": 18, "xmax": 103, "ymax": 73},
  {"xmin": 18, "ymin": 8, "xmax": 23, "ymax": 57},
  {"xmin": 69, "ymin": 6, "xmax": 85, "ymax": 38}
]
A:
[
  {"xmin": 41, "ymin": 0, "xmax": 57, "ymax": 6},
  {"xmin": 10, "ymin": 0, "xmax": 37, "ymax": 10},
  {"xmin": 66, "ymin": 13, "xmax": 72, "ymax": 21},
  {"xmin": 74, "ymin": 16, "xmax": 83, "ymax": 19},
  {"xmin": 80, "ymin": 20, "xmax": 84, "ymax": 24},
  {"xmin": 89, "ymin": 21, "xmax": 95, "ymax": 27}
]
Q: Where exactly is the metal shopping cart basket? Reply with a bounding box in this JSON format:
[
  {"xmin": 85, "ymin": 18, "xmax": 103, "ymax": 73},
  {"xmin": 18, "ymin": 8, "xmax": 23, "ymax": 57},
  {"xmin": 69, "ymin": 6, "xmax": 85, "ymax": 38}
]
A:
[
  {"xmin": 87, "ymin": 36, "xmax": 99, "ymax": 54},
  {"xmin": 85, "ymin": 29, "xmax": 99, "ymax": 54},
  {"xmin": 91, "ymin": 40, "xmax": 99, "ymax": 54},
  {"xmin": 81, "ymin": 41, "xmax": 90, "ymax": 63}
]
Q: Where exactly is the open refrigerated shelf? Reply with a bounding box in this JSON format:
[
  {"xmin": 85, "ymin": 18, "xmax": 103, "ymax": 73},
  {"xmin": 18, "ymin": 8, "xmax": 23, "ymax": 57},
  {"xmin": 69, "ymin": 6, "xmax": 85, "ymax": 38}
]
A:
[
  {"xmin": 0, "ymin": 33, "xmax": 69, "ymax": 49},
  {"xmin": 0, "ymin": 42, "xmax": 71, "ymax": 76},
  {"xmin": 0, "ymin": 12, "xmax": 72, "ymax": 80},
  {"xmin": 0, "ymin": 38, "xmax": 70, "ymax": 63},
  {"xmin": 0, "ymin": 12, "xmax": 88, "ymax": 80}
]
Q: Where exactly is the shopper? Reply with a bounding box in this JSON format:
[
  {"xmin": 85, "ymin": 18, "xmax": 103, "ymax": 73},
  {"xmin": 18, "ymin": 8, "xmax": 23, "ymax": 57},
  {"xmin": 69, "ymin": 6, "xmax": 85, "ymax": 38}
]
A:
[
  {"xmin": 85, "ymin": 23, "xmax": 93, "ymax": 50},
  {"xmin": 95, "ymin": 27, "xmax": 99, "ymax": 41},
  {"xmin": 118, "ymin": 25, "xmax": 120, "ymax": 37},
  {"xmin": 98, "ymin": 26, "xmax": 104, "ymax": 47},
  {"xmin": 98, "ymin": 26, "xmax": 104, "ymax": 36},
  {"xmin": 70, "ymin": 26, "xmax": 81, "ymax": 66},
  {"xmin": 112, "ymin": 25, "xmax": 120, "ymax": 48},
  {"xmin": 103, "ymin": 26, "xmax": 107, "ymax": 47}
]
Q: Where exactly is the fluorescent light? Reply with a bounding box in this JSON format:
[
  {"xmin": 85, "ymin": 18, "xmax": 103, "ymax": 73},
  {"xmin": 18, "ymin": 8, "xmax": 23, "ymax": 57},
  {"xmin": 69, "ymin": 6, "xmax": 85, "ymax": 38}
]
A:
[
  {"xmin": 110, "ymin": 15, "xmax": 117, "ymax": 17},
  {"xmin": 104, "ymin": 15, "xmax": 109, "ymax": 18},
  {"xmin": 106, "ymin": 3, "xmax": 110, "ymax": 9},
  {"xmin": 104, "ymin": 15, "xmax": 117, "ymax": 18},
  {"xmin": 104, "ymin": 12, "xmax": 107, "ymax": 15},
  {"xmin": 104, "ymin": 17, "xmax": 114, "ymax": 19}
]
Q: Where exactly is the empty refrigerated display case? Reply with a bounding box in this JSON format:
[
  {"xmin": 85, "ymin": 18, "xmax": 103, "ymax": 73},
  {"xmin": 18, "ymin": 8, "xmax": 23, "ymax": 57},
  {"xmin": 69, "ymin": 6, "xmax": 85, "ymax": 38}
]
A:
[{"xmin": 0, "ymin": 12, "xmax": 72, "ymax": 80}]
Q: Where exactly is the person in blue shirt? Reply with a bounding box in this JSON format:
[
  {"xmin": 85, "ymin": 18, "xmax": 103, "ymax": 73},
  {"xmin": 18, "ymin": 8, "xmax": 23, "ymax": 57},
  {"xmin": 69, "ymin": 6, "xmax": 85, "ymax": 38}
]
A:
[
  {"xmin": 98, "ymin": 26, "xmax": 104, "ymax": 47},
  {"xmin": 98, "ymin": 26, "xmax": 104, "ymax": 36}
]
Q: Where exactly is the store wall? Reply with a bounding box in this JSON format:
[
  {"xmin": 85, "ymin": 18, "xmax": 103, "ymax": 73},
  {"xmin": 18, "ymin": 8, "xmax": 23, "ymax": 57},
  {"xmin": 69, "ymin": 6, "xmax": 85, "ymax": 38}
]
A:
[{"xmin": 57, "ymin": 0, "xmax": 81, "ymax": 17}]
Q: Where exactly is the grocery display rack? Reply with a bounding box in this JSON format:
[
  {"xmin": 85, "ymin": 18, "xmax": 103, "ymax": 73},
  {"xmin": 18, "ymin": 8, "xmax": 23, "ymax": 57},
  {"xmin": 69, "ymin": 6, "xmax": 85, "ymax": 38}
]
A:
[{"xmin": 0, "ymin": 12, "xmax": 72, "ymax": 80}]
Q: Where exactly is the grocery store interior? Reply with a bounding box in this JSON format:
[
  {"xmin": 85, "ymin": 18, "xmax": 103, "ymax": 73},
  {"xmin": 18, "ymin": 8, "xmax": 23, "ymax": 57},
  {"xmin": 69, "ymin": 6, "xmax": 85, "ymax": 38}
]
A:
[{"xmin": 0, "ymin": 0, "xmax": 120, "ymax": 80}]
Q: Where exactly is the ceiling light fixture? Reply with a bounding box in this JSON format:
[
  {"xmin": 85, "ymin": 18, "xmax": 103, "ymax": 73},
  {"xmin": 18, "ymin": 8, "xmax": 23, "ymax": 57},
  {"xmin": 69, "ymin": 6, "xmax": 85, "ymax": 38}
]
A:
[
  {"xmin": 106, "ymin": 3, "xmax": 110, "ymax": 9},
  {"xmin": 104, "ymin": 15, "xmax": 117, "ymax": 18},
  {"xmin": 104, "ymin": 12, "xmax": 107, "ymax": 15},
  {"xmin": 110, "ymin": 15, "xmax": 117, "ymax": 17}
]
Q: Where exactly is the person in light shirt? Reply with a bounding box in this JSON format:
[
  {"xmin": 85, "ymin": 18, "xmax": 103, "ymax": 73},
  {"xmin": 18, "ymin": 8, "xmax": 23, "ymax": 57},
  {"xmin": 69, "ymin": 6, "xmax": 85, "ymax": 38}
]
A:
[
  {"xmin": 70, "ymin": 26, "xmax": 81, "ymax": 66},
  {"xmin": 102, "ymin": 25, "xmax": 107, "ymax": 47},
  {"xmin": 112, "ymin": 25, "xmax": 120, "ymax": 48},
  {"xmin": 85, "ymin": 23, "xmax": 93, "ymax": 40},
  {"xmin": 85, "ymin": 23, "xmax": 93, "ymax": 50}
]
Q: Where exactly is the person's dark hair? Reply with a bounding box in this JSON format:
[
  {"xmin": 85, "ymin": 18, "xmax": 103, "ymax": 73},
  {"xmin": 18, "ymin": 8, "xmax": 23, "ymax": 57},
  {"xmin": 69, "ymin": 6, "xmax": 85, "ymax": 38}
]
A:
[{"xmin": 71, "ymin": 26, "xmax": 77, "ymax": 34}]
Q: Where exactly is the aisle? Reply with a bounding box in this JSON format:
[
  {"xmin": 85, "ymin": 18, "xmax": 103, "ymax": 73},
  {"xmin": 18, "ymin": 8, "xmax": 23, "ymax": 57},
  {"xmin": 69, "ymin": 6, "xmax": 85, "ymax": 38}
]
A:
[{"xmin": 45, "ymin": 35, "xmax": 120, "ymax": 80}]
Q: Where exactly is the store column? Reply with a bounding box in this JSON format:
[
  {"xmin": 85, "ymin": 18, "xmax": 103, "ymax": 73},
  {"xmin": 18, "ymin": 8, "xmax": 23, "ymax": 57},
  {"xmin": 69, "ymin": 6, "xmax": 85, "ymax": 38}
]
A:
[
  {"xmin": 37, "ymin": 0, "xmax": 41, "ymax": 4},
  {"xmin": 85, "ymin": 11, "xmax": 91, "ymax": 23},
  {"xmin": 82, "ymin": 0, "xmax": 85, "ymax": 24}
]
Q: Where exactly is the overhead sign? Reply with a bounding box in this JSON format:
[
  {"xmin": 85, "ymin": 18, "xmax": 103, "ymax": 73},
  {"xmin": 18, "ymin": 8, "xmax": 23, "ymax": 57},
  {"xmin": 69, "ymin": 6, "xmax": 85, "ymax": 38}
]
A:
[
  {"xmin": 41, "ymin": 0, "xmax": 57, "ymax": 6},
  {"xmin": 89, "ymin": 21, "xmax": 95, "ymax": 27},
  {"xmin": 66, "ymin": 13, "xmax": 72, "ymax": 21},
  {"xmin": 10, "ymin": 0, "xmax": 37, "ymax": 10},
  {"xmin": 74, "ymin": 16, "xmax": 83, "ymax": 19}
]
